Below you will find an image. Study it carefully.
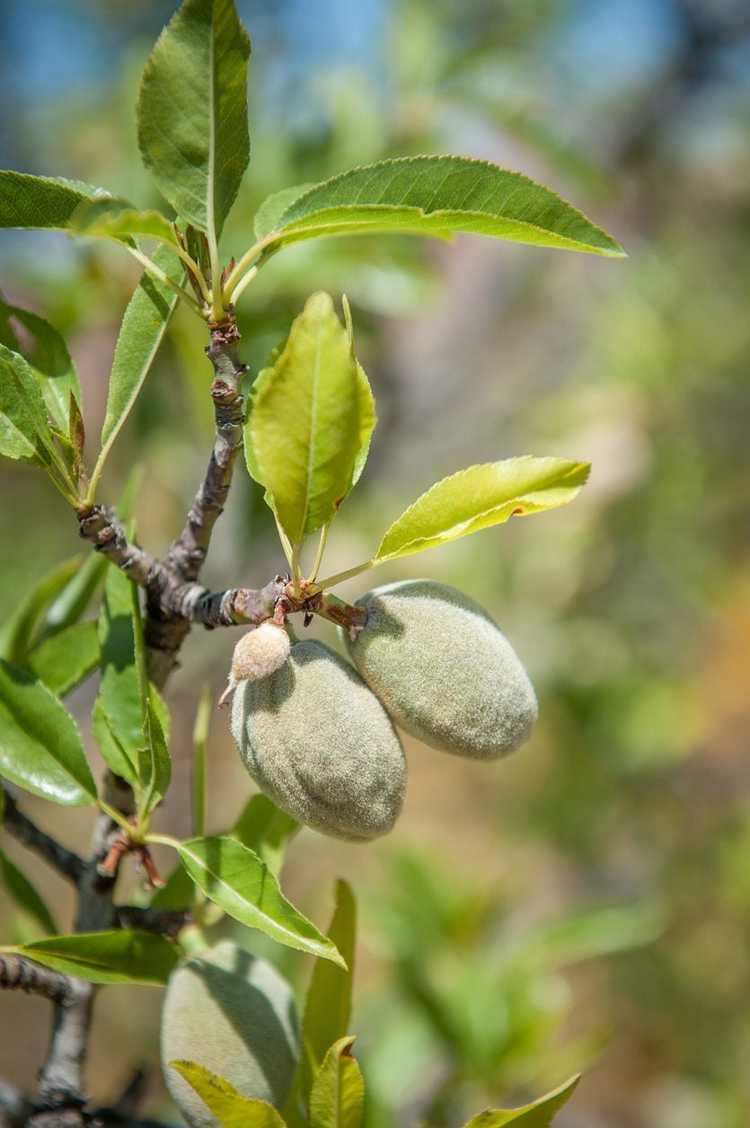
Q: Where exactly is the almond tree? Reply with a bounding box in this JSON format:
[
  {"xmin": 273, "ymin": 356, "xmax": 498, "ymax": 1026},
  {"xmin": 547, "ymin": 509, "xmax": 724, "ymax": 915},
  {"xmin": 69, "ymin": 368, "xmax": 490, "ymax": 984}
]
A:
[{"xmin": 0, "ymin": 2, "xmax": 624, "ymax": 1125}]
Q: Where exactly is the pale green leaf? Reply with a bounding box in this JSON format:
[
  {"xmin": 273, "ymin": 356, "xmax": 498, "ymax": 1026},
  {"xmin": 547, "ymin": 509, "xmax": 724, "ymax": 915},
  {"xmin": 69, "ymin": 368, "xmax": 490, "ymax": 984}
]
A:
[
  {"xmin": 27, "ymin": 621, "xmax": 100, "ymax": 697},
  {"xmin": 170, "ymin": 1061, "xmax": 287, "ymax": 1128},
  {"xmin": 0, "ymin": 171, "xmax": 109, "ymax": 230},
  {"xmin": 254, "ymin": 184, "xmax": 314, "ymax": 241},
  {"xmin": 0, "ymin": 659, "xmax": 96, "ymax": 806},
  {"xmin": 303, "ymin": 881, "xmax": 357, "ymax": 1071},
  {"xmin": 0, "ymin": 847, "xmax": 58, "ymax": 935},
  {"xmin": 309, "ymin": 1037, "xmax": 364, "ymax": 1128},
  {"xmin": 261, "ymin": 156, "xmax": 625, "ymax": 257},
  {"xmin": 137, "ymin": 0, "xmax": 251, "ymax": 237},
  {"xmin": 0, "ymin": 343, "xmax": 56, "ymax": 465},
  {"xmin": 0, "ymin": 301, "xmax": 80, "ymax": 432},
  {"xmin": 462, "ymin": 1074, "xmax": 581, "ymax": 1127},
  {"xmin": 0, "ymin": 556, "xmax": 82, "ymax": 665},
  {"xmin": 98, "ymin": 245, "xmax": 183, "ymax": 464},
  {"xmin": 70, "ymin": 197, "xmax": 179, "ymax": 248},
  {"xmin": 246, "ymin": 292, "xmax": 373, "ymax": 546},
  {"xmin": 177, "ymin": 835, "xmax": 344, "ymax": 965},
  {"xmin": 11, "ymin": 929, "xmax": 178, "ymax": 985},
  {"xmin": 232, "ymin": 794, "xmax": 298, "ymax": 877},
  {"xmin": 374, "ymin": 457, "xmax": 590, "ymax": 564}
]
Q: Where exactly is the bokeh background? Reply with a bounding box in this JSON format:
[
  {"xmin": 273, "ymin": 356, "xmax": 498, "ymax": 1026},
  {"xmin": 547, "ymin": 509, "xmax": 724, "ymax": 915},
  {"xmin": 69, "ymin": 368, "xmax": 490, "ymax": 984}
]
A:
[{"xmin": 1, "ymin": 1, "xmax": 749, "ymax": 1125}]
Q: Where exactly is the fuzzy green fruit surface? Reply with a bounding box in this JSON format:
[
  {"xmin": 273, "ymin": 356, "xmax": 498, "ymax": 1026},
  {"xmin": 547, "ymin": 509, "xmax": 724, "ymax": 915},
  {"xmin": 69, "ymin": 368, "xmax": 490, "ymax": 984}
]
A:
[
  {"xmin": 345, "ymin": 580, "xmax": 538, "ymax": 759},
  {"xmin": 161, "ymin": 940, "xmax": 299, "ymax": 1128},
  {"xmin": 231, "ymin": 640, "xmax": 406, "ymax": 840}
]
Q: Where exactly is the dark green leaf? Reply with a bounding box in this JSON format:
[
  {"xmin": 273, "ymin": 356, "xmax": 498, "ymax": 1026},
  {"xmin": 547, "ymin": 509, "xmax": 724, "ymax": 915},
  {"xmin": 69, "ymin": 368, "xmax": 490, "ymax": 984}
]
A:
[
  {"xmin": 95, "ymin": 246, "xmax": 183, "ymax": 479},
  {"xmin": 303, "ymin": 881, "xmax": 357, "ymax": 1072},
  {"xmin": 39, "ymin": 553, "xmax": 108, "ymax": 641},
  {"xmin": 12, "ymin": 929, "xmax": 179, "ymax": 984},
  {"xmin": 0, "ymin": 171, "xmax": 109, "ymax": 230},
  {"xmin": 94, "ymin": 566, "xmax": 142, "ymax": 781},
  {"xmin": 0, "ymin": 556, "xmax": 82, "ymax": 664},
  {"xmin": 177, "ymin": 835, "xmax": 344, "ymax": 965},
  {"xmin": 131, "ymin": 582, "xmax": 171, "ymax": 816},
  {"xmin": 232, "ymin": 794, "xmax": 299, "ymax": 876},
  {"xmin": 309, "ymin": 1037, "xmax": 364, "ymax": 1128},
  {"xmin": 0, "ymin": 343, "xmax": 56, "ymax": 465},
  {"xmin": 27, "ymin": 621, "xmax": 100, "ymax": 697},
  {"xmin": 192, "ymin": 687, "xmax": 211, "ymax": 837},
  {"xmin": 262, "ymin": 156, "xmax": 625, "ymax": 257},
  {"xmin": 0, "ymin": 659, "xmax": 96, "ymax": 805},
  {"xmin": 170, "ymin": 1061, "xmax": 287, "ymax": 1127},
  {"xmin": 0, "ymin": 301, "xmax": 80, "ymax": 433},
  {"xmin": 0, "ymin": 847, "xmax": 58, "ymax": 935},
  {"xmin": 461, "ymin": 1074, "xmax": 581, "ymax": 1127},
  {"xmin": 91, "ymin": 697, "xmax": 137, "ymax": 786},
  {"xmin": 137, "ymin": 0, "xmax": 251, "ymax": 237},
  {"xmin": 149, "ymin": 862, "xmax": 196, "ymax": 911}
]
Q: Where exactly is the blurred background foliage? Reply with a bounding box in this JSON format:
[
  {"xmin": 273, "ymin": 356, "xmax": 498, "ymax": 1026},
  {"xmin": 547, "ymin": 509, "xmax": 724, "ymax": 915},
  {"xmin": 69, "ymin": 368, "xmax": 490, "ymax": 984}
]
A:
[{"xmin": 1, "ymin": 1, "xmax": 749, "ymax": 1125}]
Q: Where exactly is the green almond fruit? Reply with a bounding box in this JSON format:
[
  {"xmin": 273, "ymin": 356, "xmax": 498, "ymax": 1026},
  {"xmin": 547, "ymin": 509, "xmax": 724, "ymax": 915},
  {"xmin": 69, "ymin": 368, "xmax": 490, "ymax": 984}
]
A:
[
  {"xmin": 231, "ymin": 639, "xmax": 407, "ymax": 841},
  {"xmin": 344, "ymin": 580, "xmax": 537, "ymax": 759},
  {"xmin": 161, "ymin": 940, "xmax": 299, "ymax": 1127}
]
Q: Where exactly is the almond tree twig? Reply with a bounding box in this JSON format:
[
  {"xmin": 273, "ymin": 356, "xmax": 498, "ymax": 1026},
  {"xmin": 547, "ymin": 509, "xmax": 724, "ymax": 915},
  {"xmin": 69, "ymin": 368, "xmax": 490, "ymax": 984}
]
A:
[{"xmin": 1, "ymin": 788, "xmax": 84, "ymax": 885}]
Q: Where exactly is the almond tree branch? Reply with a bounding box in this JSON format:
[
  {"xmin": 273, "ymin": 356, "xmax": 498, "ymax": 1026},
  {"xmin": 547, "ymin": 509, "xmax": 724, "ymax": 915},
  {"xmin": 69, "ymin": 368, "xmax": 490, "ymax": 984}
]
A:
[
  {"xmin": 114, "ymin": 906, "xmax": 191, "ymax": 938},
  {"xmin": 0, "ymin": 956, "xmax": 75, "ymax": 1007},
  {"xmin": 165, "ymin": 317, "xmax": 247, "ymax": 583},
  {"xmin": 25, "ymin": 315, "xmax": 257, "ymax": 1125},
  {"xmin": 1, "ymin": 788, "xmax": 84, "ymax": 885}
]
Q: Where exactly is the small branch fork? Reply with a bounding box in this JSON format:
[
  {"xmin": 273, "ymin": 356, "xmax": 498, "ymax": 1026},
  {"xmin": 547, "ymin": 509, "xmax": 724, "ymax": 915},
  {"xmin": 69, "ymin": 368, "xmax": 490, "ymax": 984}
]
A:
[
  {"xmin": 1, "ymin": 312, "xmax": 367, "ymax": 1124},
  {"xmin": 1, "ymin": 317, "xmax": 251, "ymax": 1126}
]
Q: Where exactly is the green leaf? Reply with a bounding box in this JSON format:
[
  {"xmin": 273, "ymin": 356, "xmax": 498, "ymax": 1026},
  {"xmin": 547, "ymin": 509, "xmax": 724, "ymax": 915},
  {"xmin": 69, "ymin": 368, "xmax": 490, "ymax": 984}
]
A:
[
  {"xmin": 461, "ymin": 1074, "xmax": 581, "ymax": 1127},
  {"xmin": 149, "ymin": 862, "xmax": 196, "ymax": 911},
  {"xmin": 11, "ymin": 929, "xmax": 179, "ymax": 985},
  {"xmin": 94, "ymin": 566, "xmax": 143, "ymax": 783},
  {"xmin": 0, "ymin": 170, "xmax": 109, "ymax": 230},
  {"xmin": 0, "ymin": 343, "xmax": 57, "ymax": 465},
  {"xmin": 0, "ymin": 847, "xmax": 58, "ymax": 935},
  {"xmin": 373, "ymin": 457, "xmax": 590, "ymax": 565},
  {"xmin": 70, "ymin": 197, "xmax": 179, "ymax": 248},
  {"xmin": 0, "ymin": 301, "xmax": 80, "ymax": 433},
  {"xmin": 246, "ymin": 292, "xmax": 374, "ymax": 546},
  {"xmin": 254, "ymin": 184, "xmax": 314, "ymax": 242},
  {"xmin": 40, "ymin": 553, "xmax": 108, "ymax": 640},
  {"xmin": 0, "ymin": 555, "xmax": 82, "ymax": 665},
  {"xmin": 131, "ymin": 580, "xmax": 171, "ymax": 817},
  {"xmin": 259, "ymin": 156, "xmax": 625, "ymax": 258},
  {"xmin": 137, "ymin": 0, "xmax": 251, "ymax": 238},
  {"xmin": 177, "ymin": 835, "xmax": 344, "ymax": 966},
  {"xmin": 192, "ymin": 687, "xmax": 211, "ymax": 837},
  {"xmin": 91, "ymin": 697, "xmax": 137, "ymax": 786},
  {"xmin": 303, "ymin": 881, "xmax": 357, "ymax": 1072},
  {"xmin": 27, "ymin": 621, "xmax": 100, "ymax": 697},
  {"xmin": 170, "ymin": 1061, "xmax": 287, "ymax": 1128},
  {"xmin": 232, "ymin": 794, "xmax": 299, "ymax": 877},
  {"xmin": 309, "ymin": 1037, "xmax": 364, "ymax": 1128},
  {"xmin": 96, "ymin": 245, "xmax": 183, "ymax": 479},
  {"xmin": 0, "ymin": 659, "xmax": 96, "ymax": 805}
]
